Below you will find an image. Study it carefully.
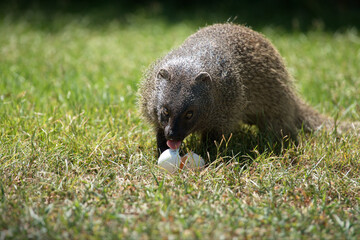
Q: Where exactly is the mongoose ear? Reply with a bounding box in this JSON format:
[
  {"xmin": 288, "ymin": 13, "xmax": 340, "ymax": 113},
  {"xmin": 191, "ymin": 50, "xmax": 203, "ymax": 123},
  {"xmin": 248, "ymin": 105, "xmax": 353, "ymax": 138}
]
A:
[
  {"xmin": 195, "ymin": 72, "xmax": 212, "ymax": 83},
  {"xmin": 157, "ymin": 68, "xmax": 171, "ymax": 81}
]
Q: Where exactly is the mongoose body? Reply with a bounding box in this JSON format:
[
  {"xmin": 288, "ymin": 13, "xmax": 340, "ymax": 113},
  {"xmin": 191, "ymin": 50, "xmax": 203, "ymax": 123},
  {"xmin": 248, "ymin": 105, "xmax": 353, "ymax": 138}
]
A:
[{"xmin": 139, "ymin": 23, "xmax": 357, "ymax": 154}]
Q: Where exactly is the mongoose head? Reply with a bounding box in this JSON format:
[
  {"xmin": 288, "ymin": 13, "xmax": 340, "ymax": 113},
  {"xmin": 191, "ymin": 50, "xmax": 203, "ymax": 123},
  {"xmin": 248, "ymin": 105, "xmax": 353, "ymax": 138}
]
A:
[{"xmin": 155, "ymin": 67, "xmax": 213, "ymax": 149}]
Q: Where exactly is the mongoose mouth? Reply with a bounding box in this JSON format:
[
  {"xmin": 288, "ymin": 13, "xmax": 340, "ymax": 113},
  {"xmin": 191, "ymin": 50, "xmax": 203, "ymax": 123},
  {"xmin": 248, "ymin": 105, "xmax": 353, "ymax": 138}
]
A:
[{"xmin": 166, "ymin": 140, "xmax": 182, "ymax": 150}]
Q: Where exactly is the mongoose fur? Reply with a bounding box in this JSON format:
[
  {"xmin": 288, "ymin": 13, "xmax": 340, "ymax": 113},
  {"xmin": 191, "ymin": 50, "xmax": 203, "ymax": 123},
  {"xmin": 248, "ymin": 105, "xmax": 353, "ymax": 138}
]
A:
[{"xmin": 139, "ymin": 23, "xmax": 359, "ymax": 154}]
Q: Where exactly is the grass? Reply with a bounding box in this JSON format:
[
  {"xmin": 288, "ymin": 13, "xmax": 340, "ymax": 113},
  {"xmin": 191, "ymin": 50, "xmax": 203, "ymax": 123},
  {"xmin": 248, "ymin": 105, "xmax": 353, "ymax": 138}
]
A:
[{"xmin": 1, "ymin": 10, "xmax": 360, "ymax": 239}]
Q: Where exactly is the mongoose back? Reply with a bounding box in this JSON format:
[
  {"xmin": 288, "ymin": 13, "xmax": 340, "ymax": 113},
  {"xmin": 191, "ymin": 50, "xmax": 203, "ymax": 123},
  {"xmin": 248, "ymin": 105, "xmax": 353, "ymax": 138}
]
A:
[{"xmin": 139, "ymin": 23, "xmax": 359, "ymax": 154}]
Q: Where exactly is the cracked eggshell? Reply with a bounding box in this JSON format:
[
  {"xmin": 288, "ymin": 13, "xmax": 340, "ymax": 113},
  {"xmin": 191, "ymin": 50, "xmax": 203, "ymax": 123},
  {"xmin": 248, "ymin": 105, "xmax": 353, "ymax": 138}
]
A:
[{"xmin": 180, "ymin": 152, "xmax": 205, "ymax": 170}]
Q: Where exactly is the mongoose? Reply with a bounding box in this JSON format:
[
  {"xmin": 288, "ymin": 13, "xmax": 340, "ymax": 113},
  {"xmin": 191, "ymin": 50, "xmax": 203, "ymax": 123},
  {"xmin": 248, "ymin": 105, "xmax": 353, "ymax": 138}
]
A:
[{"xmin": 139, "ymin": 23, "xmax": 359, "ymax": 154}]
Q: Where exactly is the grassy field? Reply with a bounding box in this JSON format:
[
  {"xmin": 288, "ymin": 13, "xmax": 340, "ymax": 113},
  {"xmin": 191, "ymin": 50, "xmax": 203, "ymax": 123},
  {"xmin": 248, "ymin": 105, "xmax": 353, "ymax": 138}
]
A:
[{"xmin": 1, "ymin": 10, "xmax": 360, "ymax": 239}]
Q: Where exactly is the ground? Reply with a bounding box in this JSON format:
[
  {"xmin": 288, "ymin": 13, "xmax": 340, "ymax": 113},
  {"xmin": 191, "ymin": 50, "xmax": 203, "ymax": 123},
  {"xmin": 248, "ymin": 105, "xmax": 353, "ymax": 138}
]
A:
[{"xmin": 1, "ymin": 8, "xmax": 360, "ymax": 239}]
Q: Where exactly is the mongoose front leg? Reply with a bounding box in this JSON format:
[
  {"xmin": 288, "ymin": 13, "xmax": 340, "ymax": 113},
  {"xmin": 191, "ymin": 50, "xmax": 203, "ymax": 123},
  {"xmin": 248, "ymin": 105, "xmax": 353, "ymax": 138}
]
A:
[{"xmin": 156, "ymin": 128, "xmax": 168, "ymax": 156}]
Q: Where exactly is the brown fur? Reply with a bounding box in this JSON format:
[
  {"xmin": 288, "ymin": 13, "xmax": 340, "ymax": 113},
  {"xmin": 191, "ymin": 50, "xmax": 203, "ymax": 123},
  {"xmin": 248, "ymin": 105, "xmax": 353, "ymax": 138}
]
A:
[{"xmin": 138, "ymin": 23, "xmax": 359, "ymax": 154}]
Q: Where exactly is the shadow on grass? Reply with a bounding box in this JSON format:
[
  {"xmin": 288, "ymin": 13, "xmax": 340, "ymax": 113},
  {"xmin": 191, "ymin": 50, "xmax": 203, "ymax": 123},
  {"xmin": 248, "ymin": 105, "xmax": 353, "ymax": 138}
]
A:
[
  {"xmin": 1, "ymin": 0, "xmax": 360, "ymax": 32},
  {"xmin": 183, "ymin": 125, "xmax": 298, "ymax": 165}
]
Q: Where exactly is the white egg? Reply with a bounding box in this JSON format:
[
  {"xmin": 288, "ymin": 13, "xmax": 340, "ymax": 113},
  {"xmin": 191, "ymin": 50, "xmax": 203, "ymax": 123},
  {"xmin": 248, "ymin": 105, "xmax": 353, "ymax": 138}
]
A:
[
  {"xmin": 181, "ymin": 152, "xmax": 205, "ymax": 170},
  {"xmin": 158, "ymin": 149, "xmax": 205, "ymax": 173},
  {"xmin": 157, "ymin": 149, "xmax": 181, "ymax": 173}
]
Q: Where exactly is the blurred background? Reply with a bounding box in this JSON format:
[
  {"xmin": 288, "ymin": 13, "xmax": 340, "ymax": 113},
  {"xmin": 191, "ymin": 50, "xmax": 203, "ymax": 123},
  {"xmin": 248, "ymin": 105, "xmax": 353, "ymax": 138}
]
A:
[
  {"xmin": 1, "ymin": 0, "xmax": 359, "ymax": 117},
  {"xmin": 1, "ymin": 0, "xmax": 360, "ymax": 31}
]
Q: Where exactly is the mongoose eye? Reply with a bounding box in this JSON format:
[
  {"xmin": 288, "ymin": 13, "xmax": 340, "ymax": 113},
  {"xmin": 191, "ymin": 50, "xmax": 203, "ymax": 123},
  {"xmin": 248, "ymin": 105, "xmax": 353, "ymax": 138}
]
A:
[
  {"xmin": 185, "ymin": 111, "xmax": 193, "ymax": 120},
  {"xmin": 162, "ymin": 108, "xmax": 170, "ymax": 117}
]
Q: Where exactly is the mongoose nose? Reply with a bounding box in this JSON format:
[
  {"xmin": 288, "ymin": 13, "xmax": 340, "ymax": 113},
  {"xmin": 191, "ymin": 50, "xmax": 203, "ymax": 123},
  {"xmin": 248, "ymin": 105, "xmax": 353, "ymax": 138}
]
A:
[{"xmin": 164, "ymin": 125, "xmax": 180, "ymax": 140}]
